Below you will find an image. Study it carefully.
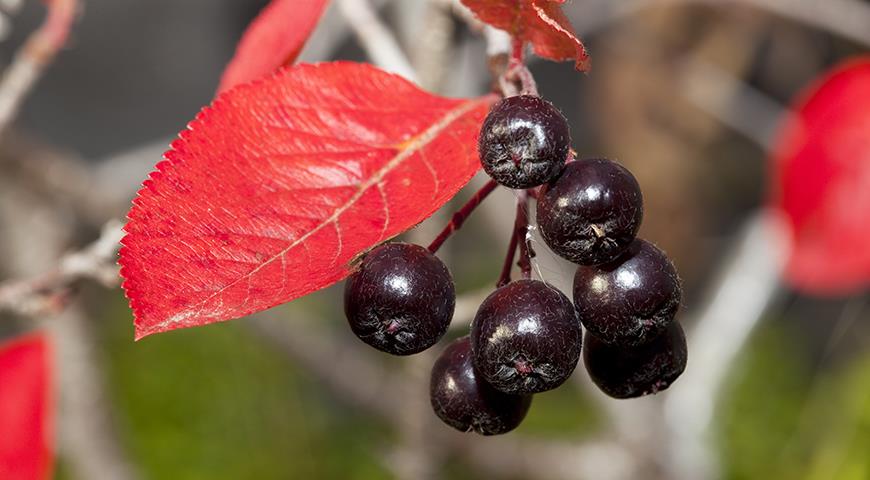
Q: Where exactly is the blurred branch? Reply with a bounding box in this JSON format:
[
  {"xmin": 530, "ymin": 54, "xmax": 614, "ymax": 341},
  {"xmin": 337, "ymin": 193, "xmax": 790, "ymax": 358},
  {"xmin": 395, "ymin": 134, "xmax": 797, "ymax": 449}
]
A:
[
  {"xmin": 663, "ymin": 211, "xmax": 788, "ymax": 480},
  {"xmin": 0, "ymin": 0, "xmax": 23, "ymax": 11},
  {"xmin": 247, "ymin": 314, "xmax": 405, "ymax": 418},
  {"xmin": 458, "ymin": 435, "xmax": 639, "ymax": 480},
  {"xmin": 407, "ymin": 0, "xmax": 455, "ymax": 92},
  {"xmin": 482, "ymin": 25, "xmax": 511, "ymax": 58},
  {"xmin": 0, "ymin": 183, "xmax": 138, "ymax": 480},
  {"xmin": 0, "ymin": 0, "xmax": 78, "ymax": 135},
  {"xmin": 450, "ymin": 0, "xmax": 511, "ymax": 58},
  {"xmin": 248, "ymin": 311, "xmax": 633, "ymax": 480},
  {"xmin": 0, "ymin": 135, "xmax": 120, "ymax": 223},
  {"xmin": 51, "ymin": 302, "xmax": 142, "ymax": 480},
  {"xmin": 572, "ymin": 0, "xmax": 870, "ymax": 47},
  {"xmin": 390, "ymin": 212, "xmax": 445, "ymax": 480},
  {"xmin": 336, "ymin": 0, "xmax": 419, "ymax": 82},
  {"xmin": 0, "ymin": 219, "xmax": 123, "ymax": 317},
  {"xmin": 679, "ymin": 59, "xmax": 790, "ymax": 150}
]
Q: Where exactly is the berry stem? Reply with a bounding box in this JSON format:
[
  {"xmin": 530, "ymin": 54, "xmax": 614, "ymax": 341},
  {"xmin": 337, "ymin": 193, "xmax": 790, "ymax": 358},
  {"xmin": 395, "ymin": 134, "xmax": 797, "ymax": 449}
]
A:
[
  {"xmin": 497, "ymin": 39, "xmax": 537, "ymax": 97},
  {"xmin": 496, "ymin": 218, "xmax": 520, "ymax": 288},
  {"xmin": 427, "ymin": 180, "xmax": 499, "ymax": 253},
  {"xmin": 513, "ymin": 65, "xmax": 538, "ymax": 96},
  {"xmin": 516, "ymin": 191, "xmax": 533, "ymax": 280},
  {"xmin": 511, "ymin": 38, "xmax": 525, "ymax": 64}
]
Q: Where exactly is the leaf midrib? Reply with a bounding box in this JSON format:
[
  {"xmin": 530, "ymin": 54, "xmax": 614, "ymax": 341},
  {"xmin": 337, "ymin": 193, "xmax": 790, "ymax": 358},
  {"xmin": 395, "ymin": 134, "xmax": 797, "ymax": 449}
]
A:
[{"xmin": 150, "ymin": 97, "xmax": 486, "ymax": 331}]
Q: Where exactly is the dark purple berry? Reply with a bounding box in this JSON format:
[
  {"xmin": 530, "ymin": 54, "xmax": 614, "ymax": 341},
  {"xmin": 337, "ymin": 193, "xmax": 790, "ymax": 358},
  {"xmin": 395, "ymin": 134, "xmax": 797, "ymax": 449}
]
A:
[
  {"xmin": 430, "ymin": 336, "xmax": 532, "ymax": 435},
  {"xmin": 584, "ymin": 322, "xmax": 687, "ymax": 399},
  {"xmin": 471, "ymin": 280, "xmax": 582, "ymax": 395},
  {"xmin": 537, "ymin": 158, "xmax": 643, "ymax": 265},
  {"xmin": 573, "ymin": 239, "xmax": 681, "ymax": 347},
  {"xmin": 344, "ymin": 243, "xmax": 454, "ymax": 355},
  {"xmin": 478, "ymin": 95, "xmax": 571, "ymax": 189}
]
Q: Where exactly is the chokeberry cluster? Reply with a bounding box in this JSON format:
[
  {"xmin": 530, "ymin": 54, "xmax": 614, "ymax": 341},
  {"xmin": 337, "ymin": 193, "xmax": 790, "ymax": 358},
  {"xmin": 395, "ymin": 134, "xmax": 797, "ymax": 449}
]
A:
[{"xmin": 343, "ymin": 92, "xmax": 686, "ymax": 436}]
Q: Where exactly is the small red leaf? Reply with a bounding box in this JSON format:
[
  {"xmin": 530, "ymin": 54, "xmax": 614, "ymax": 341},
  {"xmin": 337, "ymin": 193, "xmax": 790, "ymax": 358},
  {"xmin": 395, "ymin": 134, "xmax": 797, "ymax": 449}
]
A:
[
  {"xmin": 121, "ymin": 62, "xmax": 494, "ymax": 339},
  {"xmin": 217, "ymin": 0, "xmax": 329, "ymax": 94},
  {"xmin": 770, "ymin": 56, "xmax": 870, "ymax": 296},
  {"xmin": 461, "ymin": 0, "xmax": 590, "ymax": 71},
  {"xmin": 0, "ymin": 334, "xmax": 53, "ymax": 480}
]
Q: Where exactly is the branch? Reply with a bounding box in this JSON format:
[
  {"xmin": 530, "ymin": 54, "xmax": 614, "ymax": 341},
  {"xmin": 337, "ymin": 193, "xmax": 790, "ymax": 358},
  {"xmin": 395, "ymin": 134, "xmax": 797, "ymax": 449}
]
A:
[
  {"xmin": 247, "ymin": 310, "xmax": 633, "ymax": 480},
  {"xmin": 336, "ymin": 0, "xmax": 419, "ymax": 82},
  {"xmin": 247, "ymin": 313, "xmax": 405, "ymax": 418},
  {"xmin": 0, "ymin": 0, "xmax": 78, "ymax": 136},
  {"xmin": 515, "ymin": 191, "xmax": 533, "ymax": 280},
  {"xmin": 0, "ymin": 219, "xmax": 123, "ymax": 316},
  {"xmin": 457, "ymin": 434, "xmax": 639, "ymax": 480},
  {"xmin": 571, "ymin": 0, "xmax": 870, "ymax": 48},
  {"xmin": 0, "ymin": 183, "xmax": 138, "ymax": 480},
  {"xmin": 428, "ymin": 179, "xmax": 499, "ymax": 253},
  {"xmin": 679, "ymin": 59, "xmax": 791, "ymax": 150},
  {"xmin": 662, "ymin": 211, "xmax": 788, "ymax": 479},
  {"xmin": 50, "ymin": 302, "xmax": 141, "ymax": 480},
  {"xmin": 407, "ymin": 0, "xmax": 456, "ymax": 92}
]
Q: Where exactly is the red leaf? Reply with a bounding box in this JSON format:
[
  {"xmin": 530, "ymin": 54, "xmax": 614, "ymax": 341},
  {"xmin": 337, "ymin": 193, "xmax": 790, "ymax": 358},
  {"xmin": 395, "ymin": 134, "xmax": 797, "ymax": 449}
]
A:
[
  {"xmin": 217, "ymin": 0, "xmax": 329, "ymax": 94},
  {"xmin": 0, "ymin": 334, "xmax": 53, "ymax": 480},
  {"xmin": 121, "ymin": 62, "xmax": 494, "ymax": 339},
  {"xmin": 770, "ymin": 56, "xmax": 870, "ymax": 296},
  {"xmin": 461, "ymin": 0, "xmax": 590, "ymax": 71}
]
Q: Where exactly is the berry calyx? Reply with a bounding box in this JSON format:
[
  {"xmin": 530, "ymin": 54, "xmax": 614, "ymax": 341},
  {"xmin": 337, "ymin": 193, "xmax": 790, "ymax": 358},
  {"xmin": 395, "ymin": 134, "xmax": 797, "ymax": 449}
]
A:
[
  {"xmin": 584, "ymin": 322, "xmax": 688, "ymax": 399},
  {"xmin": 478, "ymin": 95, "xmax": 571, "ymax": 189},
  {"xmin": 471, "ymin": 279, "xmax": 582, "ymax": 395},
  {"xmin": 430, "ymin": 336, "xmax": 532, "ymax": 436},
  {"xmin": 344, "ymin": 242, "xmax": 455, "ymax": 355},
  {"xmin": 537, "ymin": 158, "xmax": 643, "ymax": 265},
  {"xmin": 573, "ymin": 239, "xmax": 681, "ymax": 347}
]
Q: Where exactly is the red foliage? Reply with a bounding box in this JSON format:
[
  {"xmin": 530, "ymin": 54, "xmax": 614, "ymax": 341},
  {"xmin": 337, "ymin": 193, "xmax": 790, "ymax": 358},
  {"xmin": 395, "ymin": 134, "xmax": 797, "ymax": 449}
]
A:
[
  {"xmin": 217, "ymin": 0, "xmax": 328, "ymax": 94},
  {"xmin": 121, "ymin": 62, "xmax": 495, "ymax": 339},
  {"xmin": 0, "ymin": 334, "xmax": 53, "ymax": 480},
  {"xmin": 770, "ymin": 57, "xmax": 870, "ymax": 296},
  {"xmin": 461, "ymin": 0, "xmax": 590, "ymax": 70}
]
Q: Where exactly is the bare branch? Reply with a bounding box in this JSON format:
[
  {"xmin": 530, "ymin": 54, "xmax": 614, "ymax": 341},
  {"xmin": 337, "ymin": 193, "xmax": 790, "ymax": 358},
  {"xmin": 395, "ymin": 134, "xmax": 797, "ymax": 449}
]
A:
[
  {"xmin": 0, "ymin": 135, "xmax": 122, "ymax": 223},
  {"xmin": 483, "ymin": 26, "xmax": 512, "ymax": 58},
  {"xmin": 248, "ymin": 310, "xmax": 634, "ymax": 480},
  {"xmin": 247, "ymin": 313, "xmax": 405, "ymax": 418},
  {"xmin": 0, "ymin": 0, "xmax": 79, "ymax": 135},
  {"xmin": 679, "ymin": 59, "xmax": 792, "ymax": 150},
  {"xmin": 50, "ymin": 303, "xmax": 142, "ymax": 480},
  {"xmin": 0, "ymin": 182, "xmax": 138, "ymax": 480},
  {"xmin": 457, "ymin": 435, "xmax": 639, "ymax": 480},
  {"xmin": 662, "ymin": 211, "xmax": 788, "ymax": 480},
  {"xmin": 0, "ymin": 219, "xmax": 123, "ymax": 317},
  {"xmin": 336, "ymin": 0, "xmax": 419, "ymax": 82},
  {"xmin": 571, "ymin": 0, "xmax": 870, "ymax": 48},
  {"xmin": 406, "ymin": 0, "xmax": 456, "ymax": 92}
]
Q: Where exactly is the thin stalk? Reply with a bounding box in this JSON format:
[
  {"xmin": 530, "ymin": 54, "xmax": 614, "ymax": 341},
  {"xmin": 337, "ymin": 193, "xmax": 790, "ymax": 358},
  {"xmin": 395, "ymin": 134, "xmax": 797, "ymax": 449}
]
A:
[
  {"xmin": 516, "ymin": 191, "xmax": 533, "ymax": 279},
  {"xmin": 496, "ymin": 221, "xmax": 520, "ymax": 288},
  {"xmin": 427, "ymin": 180, "xmax": 499, "ymax": 253}
]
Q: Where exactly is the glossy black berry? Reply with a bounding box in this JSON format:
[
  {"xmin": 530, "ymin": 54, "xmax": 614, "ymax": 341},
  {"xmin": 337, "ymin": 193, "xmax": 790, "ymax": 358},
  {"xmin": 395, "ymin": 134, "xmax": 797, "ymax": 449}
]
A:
[
  {"xmin": 584, "ymin": 322, "xmax": 687, "ymax": 399},
  {"xmin": 478, "ymin": 95, "xmax": 571, "ymax": 189},
  {"xmin": 573, "ymin": 239, "xmax": 681, "ymax": 347},
  {"xmin": 537, "ymin": 158, "xmax": 643, "ymax": 265},
  {"xmin": 471, "ymin": 280, "xmax": 582, "ymax": 395},
  {"xmin": 430, "ymin": 336, "xmax": 532, "ymax": 435},
  {"xmin": 344, "ymin": 243, "xmax": 454, "ymax": 355}
]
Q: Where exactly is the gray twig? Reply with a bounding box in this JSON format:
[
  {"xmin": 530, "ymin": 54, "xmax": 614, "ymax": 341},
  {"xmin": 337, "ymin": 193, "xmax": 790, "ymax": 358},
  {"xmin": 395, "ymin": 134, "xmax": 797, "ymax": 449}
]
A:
[
  {"xmin": 0, "ymin": 0, "xmax": 79, "ymax": 136},
  {"xmin": 0, "ymin": 220, "xmax": 123, "ymax": 317},
  {"xmin": 336, "ymin": 0, "xmax": 419, "ymax": 82}
]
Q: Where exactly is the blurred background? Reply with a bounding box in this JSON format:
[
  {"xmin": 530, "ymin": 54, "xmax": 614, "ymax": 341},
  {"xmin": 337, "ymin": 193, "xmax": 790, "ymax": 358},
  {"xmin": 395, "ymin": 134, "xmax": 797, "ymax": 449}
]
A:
[{"xmin": 0, "ymin": 0, "xmax": 869, "ymax": 479}]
